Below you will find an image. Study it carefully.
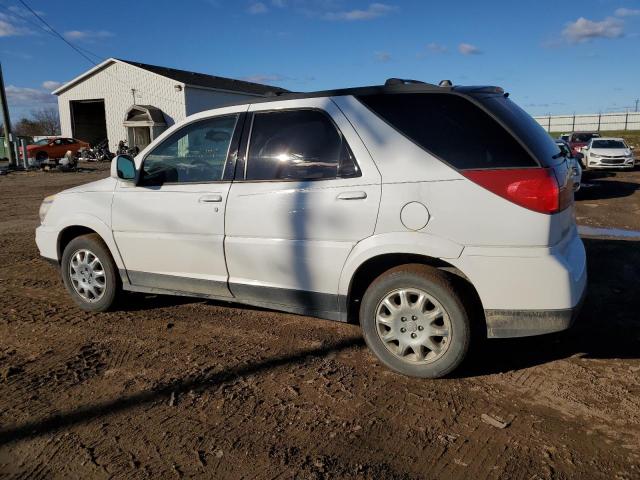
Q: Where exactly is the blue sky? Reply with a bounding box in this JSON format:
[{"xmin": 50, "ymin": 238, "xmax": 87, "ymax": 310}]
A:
[{"xmin": 1, "ymin": 0, "xmax": 639, "ymax": 120}]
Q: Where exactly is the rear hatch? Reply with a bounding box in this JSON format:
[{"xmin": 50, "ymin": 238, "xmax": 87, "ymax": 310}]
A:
[
  {"xmin": 468, "ymin": 89, "xmax": 574, "ymax": 216},
  {"xmin": 357, "ymin": 87, "xmax": 576, "ymax": 245}
]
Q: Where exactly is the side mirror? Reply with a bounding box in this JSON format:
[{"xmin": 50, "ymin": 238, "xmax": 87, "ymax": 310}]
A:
[
  {"xmin": 112, "ymin": 154, "xmax": 136, "ymax": 181},
  {"xmin": 630, "ymin": 146, "xmax": 635, "ymax": 151}
]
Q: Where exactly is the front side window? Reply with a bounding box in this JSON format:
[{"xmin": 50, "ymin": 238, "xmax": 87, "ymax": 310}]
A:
[
  {"xmin": 141, "ymin": 115, "xmax": 237, "ymax": 185},
  {"xmin": 245, "ymin": 109, "xmax": 360, "ymax": 181}
]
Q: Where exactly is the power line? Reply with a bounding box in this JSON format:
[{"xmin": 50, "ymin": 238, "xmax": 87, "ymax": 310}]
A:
[
  {"xmin": 13, "ymin": 0, "xmax": 187, "ymax": 108},
  {"xmin": 0, "ymin": 2, "xmax": 103, "ymax": 62},
  {"xmin": 17, "ymin": 0, "xmax": 99, "ymax": 67}
]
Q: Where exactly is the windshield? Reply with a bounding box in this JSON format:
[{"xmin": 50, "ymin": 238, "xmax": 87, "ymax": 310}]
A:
[
  {"xmin": 476, "ymin": 94, "xmax": 561, "ymax": 166},
  {"xmin": 571, "ymin": 133, "xmax": 599, "ymax": 143},
  {"xmin": 34, "ymin": 139, "xmax": 50, "ymax": 145},
  {"xmin": 592, "ymin": 140, "xmax": 626, "ymax": 149}
]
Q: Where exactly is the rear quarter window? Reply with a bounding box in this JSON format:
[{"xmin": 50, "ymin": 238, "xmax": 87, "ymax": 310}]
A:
[{"xmin": 357, "ymin": 93, "xmax": 540, "ymax": 170}]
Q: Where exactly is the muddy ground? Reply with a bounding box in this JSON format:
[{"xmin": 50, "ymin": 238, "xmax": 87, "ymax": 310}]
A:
[{"xmin": 0, "ymin": 164, "xmax": 639, "ymax": 479}]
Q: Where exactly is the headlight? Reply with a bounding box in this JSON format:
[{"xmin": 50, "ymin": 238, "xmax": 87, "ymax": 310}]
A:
[
  {"xmin": 39, "ymin": 195, "xmax": 56, "ymax": 224},
  {"xmin": 590, "ymin": 153, "xmax": 601, "ymax": 158}
]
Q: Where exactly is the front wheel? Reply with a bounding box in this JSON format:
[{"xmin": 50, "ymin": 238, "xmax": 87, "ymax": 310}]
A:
[
  {"xmin": 61, "ymin": 234, "xmax": 120, "ymax": 312},
  {"xmin": 360, "ymin": 264, "xmax": 471, "ymax": 378}
]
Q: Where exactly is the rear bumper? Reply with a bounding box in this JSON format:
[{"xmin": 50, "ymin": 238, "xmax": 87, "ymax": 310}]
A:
[
  {"xmin": 485, "ymin": 287, "xmax": 585, "ymax": 338},
  {"xmin": 450, "ymin": 226, "xmax": 587, "ymax": 338}
]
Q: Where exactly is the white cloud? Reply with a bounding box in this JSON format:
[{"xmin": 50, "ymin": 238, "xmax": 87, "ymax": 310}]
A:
[
  {"xmin": 458, "ymin": 43, "xmax": 482, "ymax": 55},
  {"xmin": 562, "ymin": 16, "xmax": 624, "ymax": 43},
  {"xmin": 63, "ymin": 30, "xmax": 113, "ymax": 41},
  {"xmin": 614, "ymin": 7, "xmax": 640, "ymax": 17},
  {"xmin": 374, "ymin": 50, "xmax": 392, "ymax": 62},
  {"xmin": 323, "ymin": 3, "xmax": 395, "ymax": 21},
  {"xmin": 0, "ymin": 14, "xmax": 31, "ymax": 37},
  {"xmin": 426, "ymin": 42, "xmax": 447, "ymax": 53},
  {"xmin": 42, "ymin": 81, "xmax": 63, "ymax": 91},
  {"xmin": 5, "ymin": 85, "xmax": 57, "ymax": 108},
  {"xmin": 247, "ymin": 2, "xmax": 268, "ymax": 14}
]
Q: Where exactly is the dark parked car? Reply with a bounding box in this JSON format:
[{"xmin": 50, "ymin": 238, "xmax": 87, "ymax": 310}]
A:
[{"xmin": 568, "ymin": 132, "xmax": 600, "ymax": 157}]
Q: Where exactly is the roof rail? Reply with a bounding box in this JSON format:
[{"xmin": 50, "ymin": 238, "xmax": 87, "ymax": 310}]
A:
[{"xmin": 384, "ymin": 78, "xmax": 427, "ymax": 87}]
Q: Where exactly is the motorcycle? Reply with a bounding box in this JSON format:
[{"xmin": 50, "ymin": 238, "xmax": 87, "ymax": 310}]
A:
[
  {"xmin": 117, "ymin": 140, "xmax": 139, "ymax": 157},
  {"xmin": 78, "ymin": 139, "xmax": 114, "ymax": 163}
]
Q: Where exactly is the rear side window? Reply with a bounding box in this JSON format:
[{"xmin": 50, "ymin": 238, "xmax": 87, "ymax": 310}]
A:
[
  {"xmin": 245, "ymin": 109, "xmax": 360, "ymax": 181},
  {"xmin": 357, "ymin": 93, "xmax": 538, "ymax": 169}
]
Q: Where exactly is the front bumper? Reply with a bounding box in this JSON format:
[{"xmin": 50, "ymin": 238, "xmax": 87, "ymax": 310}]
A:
[{"xmin": 587, "ymin": 158, "xmax": 634, "ymax": 169}]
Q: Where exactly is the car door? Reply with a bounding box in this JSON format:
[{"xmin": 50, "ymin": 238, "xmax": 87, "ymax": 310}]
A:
[
  {"xmin": 111, "ymin": 111, "xmax": 245, "ymax": 297},
  {"xmin": 225, "ymin": 98, "xmax": 381, "ymax": 316},
  {"xmin": 50, "ymin": 138, "xmax": 65, "ymax": 158}
]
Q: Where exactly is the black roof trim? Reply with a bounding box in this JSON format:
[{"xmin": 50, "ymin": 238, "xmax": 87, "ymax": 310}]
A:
[
  {"xmin": 243, "ymin": 81, "xmax": 457, "ymax": 106},
  {"xmin": 117, "ymin": 59, "xmax": 289, "ymax": 96}
]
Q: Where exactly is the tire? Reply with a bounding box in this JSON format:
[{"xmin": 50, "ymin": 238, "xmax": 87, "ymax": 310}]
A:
[
  {"xmin": 36, "ymin": 151, "xmax": 48, "ymax": 161},
  {"xmin": 359, "ymin": 264, "xmax": 471, "ymax": 378},
  {"xmin": 61, "ymin": 233, "xmax": 120, "ymax": 312}
]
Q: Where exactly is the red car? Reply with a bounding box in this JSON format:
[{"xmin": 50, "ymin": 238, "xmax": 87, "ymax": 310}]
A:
[
  {"xmin": 568, "ymin": 132, "xmax": 600, "ymax": 157},
  {"xmin": 26, "ymin": 137, "xmax": 90, "ymax": 161}
]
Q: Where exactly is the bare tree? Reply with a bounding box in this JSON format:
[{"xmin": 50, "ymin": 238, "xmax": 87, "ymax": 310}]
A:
[
  {"xmin": 30, "ymin": 107, "xmax": 60, "ymax": 136},
  {"xmin": 14, "ymin": 118, "xmax": 40, "ymax": 136}
]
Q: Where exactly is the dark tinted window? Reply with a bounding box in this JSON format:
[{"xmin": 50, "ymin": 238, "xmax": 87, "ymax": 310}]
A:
[
  {"xmin": 591, "ymin": 139, "xmax": 625, "ymax": 149},
  {"xmin": 478, "ymin": 95, "xmax": 561, "ymax": 166},
  {"xmin": 142, "ymin": 115, "xmax": 237, "ymax": 185},
  {"xmin": 571, "ymin": 133, "xmax": 599, "ymax": 143},
  {"xmin": 358, "ymin": 93, "xmax": 538, "ymax": 169},
  {"xmin": 246, "ymin": 110, "xmax": 360, "ymax": 181}
]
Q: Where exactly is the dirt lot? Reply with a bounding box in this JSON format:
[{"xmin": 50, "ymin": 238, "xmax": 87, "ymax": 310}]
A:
[{"xmin": 0, "ymin": 164, "xmax": 639, "ymax": 479}]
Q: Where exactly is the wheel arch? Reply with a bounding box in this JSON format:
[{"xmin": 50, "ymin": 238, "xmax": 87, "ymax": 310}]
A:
[
  {"xmin": 55, "ymin": 216, "xmax": 126, "ymax": 273},
  {"xmin": 339, "ymin": 234, "xmax": 485, "ymax": 333}
]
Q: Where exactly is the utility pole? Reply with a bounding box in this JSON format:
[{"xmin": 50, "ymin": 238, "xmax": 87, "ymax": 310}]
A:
[
  {"xmin": 635, "ymin": 98, "xmax": 639, "ymax": 113},
  {"xmin": 0, "ymin": 62, "xmax": 16, "ymax": 167}
]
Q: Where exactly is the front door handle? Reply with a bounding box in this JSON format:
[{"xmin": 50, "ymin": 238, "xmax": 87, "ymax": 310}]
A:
[
  {"xmin": 199, "ymin": 194, "xmax": 223, "ymax": 203},
  {"xmin": 336, "ymin": 191, "xmax": 367, "ymax": 201}
]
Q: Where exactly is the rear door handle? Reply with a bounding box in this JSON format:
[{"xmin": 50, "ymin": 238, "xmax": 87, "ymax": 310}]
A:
[
  {"xmin": 336, "ymin": 191, "xmax": 367, "ymax": 201},
  {"xmin": 199, "ymin": 194, "xmax": 223, "ymax": 203}
]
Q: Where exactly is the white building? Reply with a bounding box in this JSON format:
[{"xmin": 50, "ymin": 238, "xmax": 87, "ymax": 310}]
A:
[{"xmin": 53, "ymin": 58, "xmax": 286, "ymax": 152}]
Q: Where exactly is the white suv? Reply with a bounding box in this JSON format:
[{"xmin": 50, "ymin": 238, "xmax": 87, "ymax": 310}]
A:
[{"xmin": 36, "ymin": 80, "xmax": 587, "ymax": 378}]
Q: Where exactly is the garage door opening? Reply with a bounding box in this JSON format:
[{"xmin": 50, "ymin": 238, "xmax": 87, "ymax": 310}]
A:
[{"xmin": 70, "ymin": 99, "xmax": 107, "ymax": 147}]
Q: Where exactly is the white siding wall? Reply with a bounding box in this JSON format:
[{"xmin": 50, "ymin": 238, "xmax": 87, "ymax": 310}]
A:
[
  {"xmin": 184, "ymin": 86, "xmax": 257, "ymax": 116},
  {"xmin": 57, "ymin": 62, "xmax": 187, "ymax": 152}
]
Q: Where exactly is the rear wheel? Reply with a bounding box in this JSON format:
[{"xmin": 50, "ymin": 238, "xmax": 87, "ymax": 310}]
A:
[
  {"xmin": 36, "ymin": 151, "xmax": 48, "ymax": 161},
  {"xmin": 360, "ymin": 264, "xmax": 471, "ymax": 378},
  {"xmin": 61, "ymin": 234, "xmax": 120, "ymax": 312}
]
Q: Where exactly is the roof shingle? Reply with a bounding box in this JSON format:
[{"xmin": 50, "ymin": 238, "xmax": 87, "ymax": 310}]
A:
[{"xmin": 118, "ymin": 59, "xmax": 289, "ymax": 96}]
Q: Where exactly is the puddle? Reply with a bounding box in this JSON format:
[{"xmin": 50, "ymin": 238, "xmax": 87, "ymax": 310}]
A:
[{"xmin": 578, "ymin": 225, "xmax": 640, "ymax": 239}]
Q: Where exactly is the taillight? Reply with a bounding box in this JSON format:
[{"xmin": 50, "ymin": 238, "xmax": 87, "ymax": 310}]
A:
[{"xmin": 462, "ymin": 168, "xmax": 566, "ymax": 214}]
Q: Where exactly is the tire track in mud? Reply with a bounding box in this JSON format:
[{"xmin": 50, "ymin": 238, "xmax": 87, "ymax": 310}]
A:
[{"xmin": 3, "ymin": 166, "xmax": 640, "ymax": 478}]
